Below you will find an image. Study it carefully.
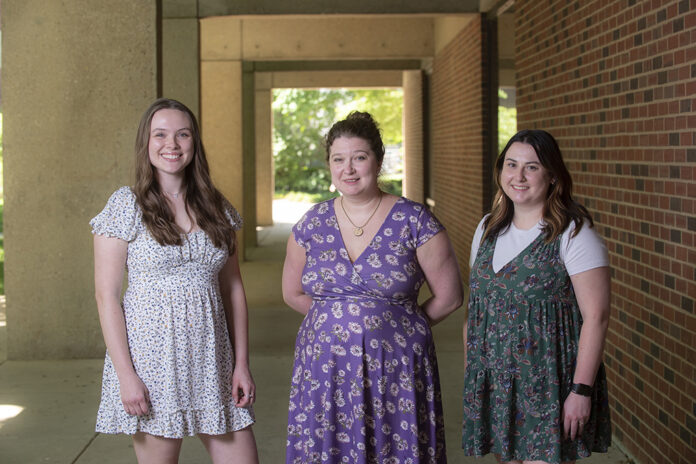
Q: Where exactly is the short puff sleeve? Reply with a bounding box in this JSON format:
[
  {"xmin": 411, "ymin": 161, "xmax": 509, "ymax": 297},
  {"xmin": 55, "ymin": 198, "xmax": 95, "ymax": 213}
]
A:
[
  {"xmin": 90, "ymin": 186, "xmax": 141, "ymax": 242},
  {"xmin": 412, "ymin": 201, "xmax": 445, "ymax": 248},
  {"xmin": 222, "ymin": 198, "xmax": 243, "ymax": 231},
  {"xmin": 291, "ymin": 202, "xmax": 327, "ymax": 252}
]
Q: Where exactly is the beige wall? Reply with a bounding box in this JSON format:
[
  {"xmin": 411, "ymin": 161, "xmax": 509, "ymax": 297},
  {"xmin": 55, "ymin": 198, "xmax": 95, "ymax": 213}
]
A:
[
  {"xmin": 2, "ymin": 0, "xmax": 158, "ymax": 359},
  {"xmin": 255, "ymin": 75, "xmax": 274, "ymax": 226},
  {"xmin": 402, "ymin": 70, "xmax": 425, "ymax": 203},
  {"xmin": 200, "ymin": 61, "xmax": 246, "ymax": 248},
  {"xmin": 162, "ymin": 18, "xmax": 200, "ymax": 118}
]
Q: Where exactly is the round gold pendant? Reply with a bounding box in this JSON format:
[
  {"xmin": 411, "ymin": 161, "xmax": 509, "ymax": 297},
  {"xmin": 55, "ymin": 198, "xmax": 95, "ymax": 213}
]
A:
[{"xmin": 353, "ymin": 227, "xmax": 364, "ymax": 236}]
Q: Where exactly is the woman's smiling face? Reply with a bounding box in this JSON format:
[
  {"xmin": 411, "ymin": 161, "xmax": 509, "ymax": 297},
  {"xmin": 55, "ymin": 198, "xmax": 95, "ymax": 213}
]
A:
[
  {"xmin": 499, "ymin": 142, "xmax": 553, "ymax": 212},
  {"xmin": 328, "ymin": 136, "xmax": 381, "ymax": 197},
  {"xmin": 147, "ymin": 108, "xmax": 194, "ymax": 179}
]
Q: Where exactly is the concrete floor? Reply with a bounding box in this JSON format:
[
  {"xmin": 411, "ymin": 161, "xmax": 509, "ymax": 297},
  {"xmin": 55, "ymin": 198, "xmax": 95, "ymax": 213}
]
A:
[{"xmin": 0, "ymin": 201, "xmax": 633, "ymax": 463}]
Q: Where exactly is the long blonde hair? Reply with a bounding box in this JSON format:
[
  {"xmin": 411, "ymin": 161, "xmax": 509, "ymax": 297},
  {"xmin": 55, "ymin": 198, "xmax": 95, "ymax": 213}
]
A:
[
  {"xmin": 482, "ymin": 129, "xmax": 593, "ymax": 244},
  {"xmin": 133, "ymin": 98, "xmax": 236, "ymax": 254}
]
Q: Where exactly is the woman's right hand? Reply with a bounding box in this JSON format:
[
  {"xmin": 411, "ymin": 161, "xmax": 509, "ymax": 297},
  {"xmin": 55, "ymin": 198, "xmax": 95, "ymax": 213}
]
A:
[{"xmin": 119, "ymin": 372, "xmax": 150, "ymax": 416}]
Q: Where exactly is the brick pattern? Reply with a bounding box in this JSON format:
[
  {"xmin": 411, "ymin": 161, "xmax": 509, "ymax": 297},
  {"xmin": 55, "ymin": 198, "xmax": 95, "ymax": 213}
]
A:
[
  {"xmin": 515, "ymin": 1, "xmax": 696, "ymax": 463},
  {"xmin": 430, "ymin": 15, "xmax": 490, "ymax": 274},
  {"xmin": 403, "ymin": 70, "xmax": 425, "ymax": 203}
]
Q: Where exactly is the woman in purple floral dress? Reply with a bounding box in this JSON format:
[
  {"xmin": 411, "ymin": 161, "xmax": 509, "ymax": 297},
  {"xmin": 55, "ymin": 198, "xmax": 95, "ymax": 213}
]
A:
[{"xmin": 282, "ymin": 112, "xmax": 463, "ymax": 463}]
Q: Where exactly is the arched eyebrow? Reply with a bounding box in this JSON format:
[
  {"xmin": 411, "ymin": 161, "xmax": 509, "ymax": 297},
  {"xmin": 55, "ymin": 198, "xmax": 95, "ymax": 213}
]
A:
[
  {"xmin": 151, "ymin": 127, "xmax": 192, "ymax": 133},
  {"xmin": 504, "ymin": 157, "xmax": 540, "ymax": 165}
]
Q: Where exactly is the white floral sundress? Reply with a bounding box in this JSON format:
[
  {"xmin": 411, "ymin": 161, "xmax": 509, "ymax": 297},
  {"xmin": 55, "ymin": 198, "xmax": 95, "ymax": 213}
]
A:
[{"xmin": 90, "ymin": 186, "xmax": 254, "ymax": 438}]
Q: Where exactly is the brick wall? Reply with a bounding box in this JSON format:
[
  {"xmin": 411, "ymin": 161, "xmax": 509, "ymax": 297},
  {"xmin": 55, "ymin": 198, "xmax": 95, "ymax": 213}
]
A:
[
  {"xmin": 515, "ymin": 1, "xmax": 696, "ymax": 463},
  {"xmin": 430, "ymin": 15, "xmax": 490, "ymax": 273}
]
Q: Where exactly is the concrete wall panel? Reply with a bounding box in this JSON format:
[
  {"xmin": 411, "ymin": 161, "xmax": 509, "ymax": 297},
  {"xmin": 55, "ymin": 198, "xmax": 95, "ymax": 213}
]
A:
[
  {"xmin": 200, "ymin": 61, "xmax": 245, "ymax": 245},
  {"xmin": 269, "ymin": 70, "xmax": 403, "ymax": 89},
  {"xmin": 2, "ymin": 0, "xmax": 158, "ymax": 358},
  {"xmin": 254, "ymin": 89, "xmax": 274, "ymax": 226},
  {"xmin": 200, "ymin": 16, "xmax": 243, "ymax": 60},
  {"xmin": 163, "ymin": 18, "xmax": 200, "ymax": 118},
  {"xmin": 242, "ymin": 17, "xmax": 435, "ymax": 60}
]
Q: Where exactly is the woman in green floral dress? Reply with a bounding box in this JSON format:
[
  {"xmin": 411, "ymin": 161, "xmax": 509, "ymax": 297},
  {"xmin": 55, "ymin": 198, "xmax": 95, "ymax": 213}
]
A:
[{"xmin": 461, "ymin": 130, "xmax": 612, "ymax": 464}]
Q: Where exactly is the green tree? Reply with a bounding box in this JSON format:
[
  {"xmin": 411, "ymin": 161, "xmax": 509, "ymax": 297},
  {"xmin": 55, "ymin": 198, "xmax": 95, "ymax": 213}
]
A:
[
  {"xmin": 272, "ymin": 88, "xmax": 403, "ymax": 195},
  {"xmin": 498, "ymin": 88, "xmax": 517, "ymax": 153}
]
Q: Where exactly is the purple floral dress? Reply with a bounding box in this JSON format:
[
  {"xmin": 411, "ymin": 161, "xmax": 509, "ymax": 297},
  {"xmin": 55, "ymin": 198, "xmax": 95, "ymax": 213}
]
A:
[{"xmin": 286, "ymin": 197, "xmax": 448, "ymax": 464}]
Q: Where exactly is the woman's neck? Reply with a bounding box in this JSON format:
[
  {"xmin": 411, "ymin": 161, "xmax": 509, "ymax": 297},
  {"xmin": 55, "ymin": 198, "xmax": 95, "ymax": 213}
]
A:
[
  {"xmin": 340, "ymin": 187, "xmax": 382, "ymax": 209},
  {"xmin": 157, "ymin": 173, "xmax": 186, "ymax": 197},
  {"xmin": 512, "ymin": 206, "xmax": 544, "ymax": 230}
]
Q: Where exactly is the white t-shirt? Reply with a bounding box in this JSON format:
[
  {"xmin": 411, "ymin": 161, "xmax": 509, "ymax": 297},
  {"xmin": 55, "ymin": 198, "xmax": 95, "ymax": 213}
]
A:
[{"xmin": 469, "ymin": 216, "xmax": 609, "ymax": 276}]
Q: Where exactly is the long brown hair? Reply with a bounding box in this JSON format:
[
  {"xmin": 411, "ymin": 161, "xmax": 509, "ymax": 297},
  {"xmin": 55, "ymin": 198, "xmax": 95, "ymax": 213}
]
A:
[
  {"xmin": 133, "ymin": 98, "xmax": 236, "ymax": 254},
  {"xmin": 482, "ymin": 129, "xmax": 593, "ymax": 243}
]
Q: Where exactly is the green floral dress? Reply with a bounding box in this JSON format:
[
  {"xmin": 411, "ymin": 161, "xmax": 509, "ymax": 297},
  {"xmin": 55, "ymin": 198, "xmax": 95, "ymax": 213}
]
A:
[{"xmin": 461, "ymin": 231, "xmax": 611, "ymax": 463}]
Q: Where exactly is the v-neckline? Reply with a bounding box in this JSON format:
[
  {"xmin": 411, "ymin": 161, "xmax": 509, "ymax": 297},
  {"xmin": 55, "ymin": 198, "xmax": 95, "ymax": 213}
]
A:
[
  {"xmin": 491, "ymin": 227, "xmax": 546, "ymax": 277},
  {"xmin": 331, "ymin": 197, "xmax": 401, "ymax": 265}
]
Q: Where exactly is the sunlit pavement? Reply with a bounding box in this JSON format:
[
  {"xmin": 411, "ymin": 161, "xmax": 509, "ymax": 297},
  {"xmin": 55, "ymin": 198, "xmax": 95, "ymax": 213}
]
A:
[{"xmin": 0, "ymin": 200, "xmax": 632, "ymax": 463}]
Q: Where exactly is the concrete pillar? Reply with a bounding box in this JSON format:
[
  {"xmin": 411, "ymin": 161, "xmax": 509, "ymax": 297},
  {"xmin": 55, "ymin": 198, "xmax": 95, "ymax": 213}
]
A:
[
  {"xmin": 402, "ymin": 70, "xmax": 425, "ymax": 203},
  {"xmin": 255, "ymin": 74, "xmax": 274, "ymax": 226},
  {"xmin": 2, "ymin": 0, "xmax": 158, "ymax": 359},
  {"xmin": 162, "ymin": 18, "xmax": 200, "ymax": 118},
  {"xmin": 200, "ymin": 61, "xmax": 246, "ymax": 250}
]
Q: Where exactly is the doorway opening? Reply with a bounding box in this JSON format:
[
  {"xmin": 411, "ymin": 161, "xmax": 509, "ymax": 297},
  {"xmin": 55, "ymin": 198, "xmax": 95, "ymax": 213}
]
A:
[{"xmin": 270, "ymin": 87, "xmax": 404, "ymax": 227}]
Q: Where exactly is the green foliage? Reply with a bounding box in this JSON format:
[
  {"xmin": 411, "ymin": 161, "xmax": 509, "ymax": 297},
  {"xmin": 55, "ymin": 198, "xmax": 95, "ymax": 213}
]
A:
[
  {"xmin": 498, "ymin": 89, "xmax": 517, "ymax": 153},
  {"xmin": 273, "ymin": 89, "xmax": 403, "ymax": 194},
  {"xmin": 379, "ymin": 174, "xmax": 403, "ymax": 197}
]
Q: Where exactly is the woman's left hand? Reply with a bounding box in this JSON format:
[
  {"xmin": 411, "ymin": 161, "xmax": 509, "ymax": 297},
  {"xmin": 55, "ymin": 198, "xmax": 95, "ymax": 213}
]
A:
[
  {"xmin": 232, "ymin": 365, "xmax": 256, "ymax": 408},
  {"xmin": 562, "ymin": 392, "xmax": 591, "ymax": 440}
]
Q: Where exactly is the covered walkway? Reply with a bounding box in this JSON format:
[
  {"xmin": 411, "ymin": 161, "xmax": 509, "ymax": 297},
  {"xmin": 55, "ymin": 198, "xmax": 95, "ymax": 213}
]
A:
[{"xmin": 0, "ymin": 202, "xmax": 631, "ymax": 463}]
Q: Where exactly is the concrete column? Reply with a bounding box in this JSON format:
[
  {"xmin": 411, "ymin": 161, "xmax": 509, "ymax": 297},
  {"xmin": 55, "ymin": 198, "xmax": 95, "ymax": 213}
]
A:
[
  {"xmin": 162, "ymin": 18, "xmax": 200, "ymax": 119},
  {"xmin": 2, "ymin": 0, "xmax": 158, "ymax": 359},
  {"xmin": 255, "ymin": 74, "xmax": 274, "ymax": 226},
  {"xmin": 200, "ymin": 61, "xmax": 246, "ymax": 250},
  {"xmin": 402, "ymin": 70, "xmax": 425, "ymax": 203}
]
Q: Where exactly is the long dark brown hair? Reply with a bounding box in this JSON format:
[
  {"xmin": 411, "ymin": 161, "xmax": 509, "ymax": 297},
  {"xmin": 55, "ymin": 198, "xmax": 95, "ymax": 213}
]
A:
[
  {"xmin": 482, "ymin": 129, "xmax": 593, "ymax": 243},
  {"xmin": 133, "ymin": 98, "xmax": 236, "ymax": 254}
]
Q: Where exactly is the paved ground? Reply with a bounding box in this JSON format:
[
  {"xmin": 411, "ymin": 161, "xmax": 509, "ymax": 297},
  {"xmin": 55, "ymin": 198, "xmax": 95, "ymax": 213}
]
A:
[{"xmin": 0, "ymin": 200, "xmax": 633, "ymax": 463}]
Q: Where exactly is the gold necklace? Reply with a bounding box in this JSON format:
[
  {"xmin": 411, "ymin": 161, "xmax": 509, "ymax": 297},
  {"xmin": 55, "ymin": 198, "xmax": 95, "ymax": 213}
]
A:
[{"xmin": 340, "ymin": 193, "xmax": 383, "ymax": 237}]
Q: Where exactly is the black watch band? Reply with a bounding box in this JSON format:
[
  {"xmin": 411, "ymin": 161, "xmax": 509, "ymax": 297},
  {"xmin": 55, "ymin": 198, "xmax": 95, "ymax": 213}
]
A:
[{"xmin": 571, "ymin": 383, "xmax": 593, "ymax": 396}]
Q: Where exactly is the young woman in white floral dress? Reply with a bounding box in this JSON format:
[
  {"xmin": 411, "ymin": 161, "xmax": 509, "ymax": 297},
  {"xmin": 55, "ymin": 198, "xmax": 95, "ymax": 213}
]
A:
[{"xmin": 91, "ymin": 99, "xmax": 259, "ymax": 463}]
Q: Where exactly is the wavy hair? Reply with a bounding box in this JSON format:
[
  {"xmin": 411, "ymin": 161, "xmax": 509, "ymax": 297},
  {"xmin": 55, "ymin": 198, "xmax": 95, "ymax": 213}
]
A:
[
  {"xmin": 133, "ymin": 98, "xmax": 236, "ymax": 254},
  {"xmin": 324, "ymin": 111, "xmax": 386, "ymax": 168},
  {"xmin": 482, "ymin": 129, "xmax": 593, "ymax": 244}
]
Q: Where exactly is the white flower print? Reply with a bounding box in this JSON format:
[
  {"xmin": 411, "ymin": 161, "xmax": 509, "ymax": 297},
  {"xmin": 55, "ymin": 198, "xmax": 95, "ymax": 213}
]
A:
[
  {"xmin": 385, "ymin": 254, "xmax": 399, "ymax": 266},
  {"xmin": 331, "ymin": 303, "xmax": 343, "ymax": 319},
  {"xmin": 391, "ymin": 270, "xmax": 407, "ymax": 282},
  {"xmin": 392, "ymin": 211, "xmax": 406, "ymax": 221},
  {"xmin": 302, "ymin": 271, "xmax": 318, "ymax": 284},
  {"xmin": 348, "ymin": 303, "xmax": 360, "ymax": 316},
  {"xmin": 367, "ymin": 253, "xmax": 382, "ymax": 268},
  {"xmin": 394, "ymin": 332, "xmax": 407, "ymax": 348},
  {"xmin": 390, "ymin": 383, "xmax": 400, "ymax": 396},
  {"xmin": 330, "ymin": 345, "xmax": 347, "ymax": 356},
  {"xmin": 335, "ymin": 262, "xmax": 347, "ymax": 276},
  {"xmin": 348, "ymin": 322, "xmax": 363, "ymax": 334}
]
